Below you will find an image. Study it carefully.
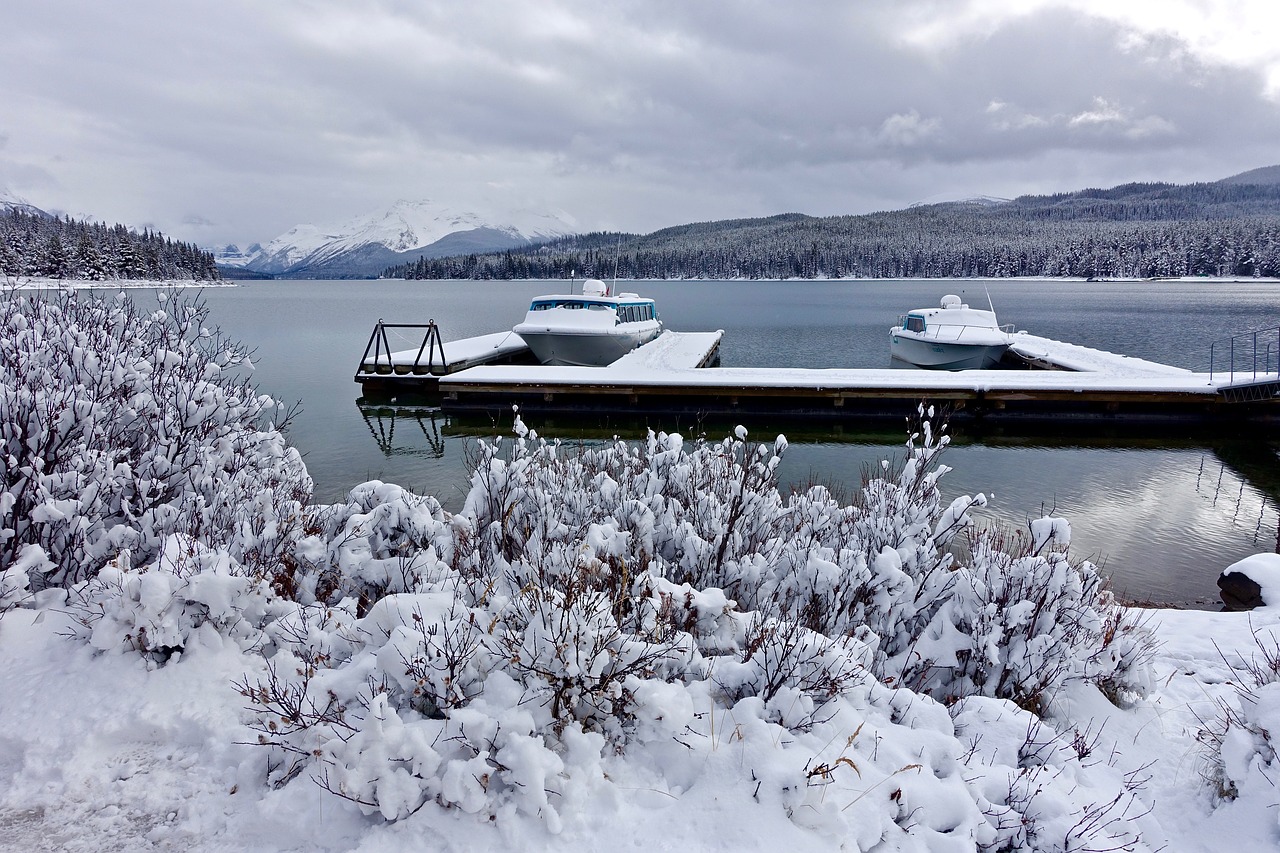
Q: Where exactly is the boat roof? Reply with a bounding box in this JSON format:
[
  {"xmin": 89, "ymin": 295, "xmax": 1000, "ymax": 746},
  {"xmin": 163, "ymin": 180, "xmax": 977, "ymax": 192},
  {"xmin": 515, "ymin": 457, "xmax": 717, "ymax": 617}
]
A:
[
  {"xmin": 529, "ymin": 293, "xmax": 654, "ymax": 305},
  {"xmin": 906, "ymin": 294, "xmax": 999, "ymax": 325}
]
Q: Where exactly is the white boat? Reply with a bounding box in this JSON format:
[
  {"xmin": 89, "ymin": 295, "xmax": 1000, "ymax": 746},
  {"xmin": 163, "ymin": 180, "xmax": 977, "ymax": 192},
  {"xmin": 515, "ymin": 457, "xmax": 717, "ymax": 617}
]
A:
[
  {"xmin": 513, "ymin": 279, "xmax": 663, "ymax": 366},
  {"xmin": 889, "ymin": 294, "xmax": 1013, "ymax": 370}
]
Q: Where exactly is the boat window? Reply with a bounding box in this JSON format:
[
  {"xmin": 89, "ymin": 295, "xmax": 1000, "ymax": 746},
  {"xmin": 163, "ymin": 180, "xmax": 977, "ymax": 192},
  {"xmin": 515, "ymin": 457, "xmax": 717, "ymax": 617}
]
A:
[
  {"xmin": 533, "ymin": 299, "xmax": 597, "ymax": 310},
  {"xmin": 905, "ymin": 315, "xmax": 926, "ymax": 333}
]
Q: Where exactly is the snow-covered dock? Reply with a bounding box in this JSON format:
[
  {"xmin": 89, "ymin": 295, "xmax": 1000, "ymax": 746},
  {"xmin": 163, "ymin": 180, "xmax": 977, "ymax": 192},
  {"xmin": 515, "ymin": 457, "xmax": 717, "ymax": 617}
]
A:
[
  {"xmin": 356, "ymin": 321, "xmax": 538, "ymax": 398},
  {"xmin": 609, "ymin": 330, "xmax": 724, "ymax": 370},
  {"xmin": 1006, "ymin": 332, "xmax": 1194, "ymax": 375},
  {"xmin": 358, "ymin": 325, "xmax": 533, "ymax": 376},
  {"xmin": 356, "ymin": 328, "xmax": 723, "ymax": 399},
  {"xmin": 356, "ymin": 325, "xmax": 1279, "ymax": 426}
]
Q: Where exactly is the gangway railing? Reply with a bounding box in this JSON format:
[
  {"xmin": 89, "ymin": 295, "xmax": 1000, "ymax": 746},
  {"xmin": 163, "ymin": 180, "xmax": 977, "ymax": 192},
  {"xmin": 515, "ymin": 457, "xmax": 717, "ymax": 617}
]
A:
[
  {"xmin": 357, "ymin": 320, "xmax": 449, "ymax": 376},
  {"xmin": 1209, "ymin": 326, "xmax": 1280, "ymax": 385}
]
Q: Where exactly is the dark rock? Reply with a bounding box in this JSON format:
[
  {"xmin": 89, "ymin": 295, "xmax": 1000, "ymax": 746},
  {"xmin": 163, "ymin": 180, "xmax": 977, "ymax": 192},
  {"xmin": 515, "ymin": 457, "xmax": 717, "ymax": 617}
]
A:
[{"xmin": 1218, "ymin": 571, "xmax": 1265, "ymax": 611}]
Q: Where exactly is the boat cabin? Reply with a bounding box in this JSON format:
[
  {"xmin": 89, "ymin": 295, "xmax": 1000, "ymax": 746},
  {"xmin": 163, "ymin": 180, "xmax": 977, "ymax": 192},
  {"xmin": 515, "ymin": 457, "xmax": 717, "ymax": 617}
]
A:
[
  {"xmin": 526, "ymin": 278, "xmax": 658, "ymax": 326},
  {"xmin": 902, "ymin": 314, "xmax": 927, "ymax": 333}
]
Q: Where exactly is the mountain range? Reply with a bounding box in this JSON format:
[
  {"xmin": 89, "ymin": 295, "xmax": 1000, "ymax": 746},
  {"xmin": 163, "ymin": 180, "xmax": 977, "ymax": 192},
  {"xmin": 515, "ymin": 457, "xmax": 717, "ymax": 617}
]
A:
[
  {"xmin": 214, "ymin": 200, "xmax": 576, "ymax": 279},
  {"xmin": 383, "ymin": 165, "xmax": 1280, "ymax": 281}
]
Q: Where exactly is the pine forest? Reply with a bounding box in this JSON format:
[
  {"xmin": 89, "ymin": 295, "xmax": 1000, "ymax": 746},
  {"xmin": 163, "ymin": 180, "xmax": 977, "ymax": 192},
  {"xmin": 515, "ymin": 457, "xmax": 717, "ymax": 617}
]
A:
[{"xmin": 1, "ymin": 209, "xmax": 220, "ymax": 281}]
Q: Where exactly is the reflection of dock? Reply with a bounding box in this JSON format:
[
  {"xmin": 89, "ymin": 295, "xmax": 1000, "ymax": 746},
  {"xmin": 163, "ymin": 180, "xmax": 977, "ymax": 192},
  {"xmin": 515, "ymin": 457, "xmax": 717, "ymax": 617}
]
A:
[
  {"xmin": 355, "ymin": 323, "xmax": 1279, "ymax": 426},
  {"xmin": 359, "ymin": 404, "xmax": 446, "ymax": 457}
]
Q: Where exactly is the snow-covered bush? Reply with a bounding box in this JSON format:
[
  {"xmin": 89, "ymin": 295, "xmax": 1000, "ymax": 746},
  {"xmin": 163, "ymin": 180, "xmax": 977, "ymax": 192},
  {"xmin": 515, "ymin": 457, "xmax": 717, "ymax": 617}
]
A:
[
  {"xmin": 953, "ymin": 696, "xmax": 1154, "ymax": 851},
  {"xmin": 0, "ymin": 287, "xmax": 312, "ymax": 590},
  {"xmin": 36, "ymin": 384, "xmax": 1155, "ymax": 832},
  {"xmin": 217, "ymin": 410, "xmax": 1154, "ymax": 825},
  {"xmin": 289, "ymin": 480, "xmax": 454, "ymax": 608},
  {"xmin": 1198, "ymin": 631, "xmax": 1280, "ymax": 802},
  {"xmin": 452, "ymin": 408, "xmax": 1151, "ymax": 714},
  {"xmin": 70, "ymin": 534, "xmax": 280, "ymax": 660},
  {"xmin": 896, "ymin": 520, "xmax": 1155, "ymax": 712}
]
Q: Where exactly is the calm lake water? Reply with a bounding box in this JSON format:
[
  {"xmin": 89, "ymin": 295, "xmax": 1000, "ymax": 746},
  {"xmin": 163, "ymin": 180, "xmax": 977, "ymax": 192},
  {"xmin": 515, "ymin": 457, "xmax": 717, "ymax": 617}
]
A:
[{"xmin": 193, "ymin": 278, "xmax": 1280, "ymax": 608}]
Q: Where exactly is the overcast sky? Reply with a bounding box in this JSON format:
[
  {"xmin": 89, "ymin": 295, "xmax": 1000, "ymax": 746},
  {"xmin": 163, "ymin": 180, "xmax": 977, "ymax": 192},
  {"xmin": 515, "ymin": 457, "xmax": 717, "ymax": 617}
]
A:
[{"xmin": 3, "ymin": 0, "xmax": 1279, "ymax": 248}]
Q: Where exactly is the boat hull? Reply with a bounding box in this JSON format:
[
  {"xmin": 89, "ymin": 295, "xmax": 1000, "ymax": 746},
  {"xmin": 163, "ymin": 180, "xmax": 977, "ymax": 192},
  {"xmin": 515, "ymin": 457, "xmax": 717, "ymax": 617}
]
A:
[
  {"xmin": 889, "ymin": 334, "xmax": 1008, "ymax": 370},
  {"xmin": 513, "ymin": 326, "xmax": 662, "ymax": 366}
]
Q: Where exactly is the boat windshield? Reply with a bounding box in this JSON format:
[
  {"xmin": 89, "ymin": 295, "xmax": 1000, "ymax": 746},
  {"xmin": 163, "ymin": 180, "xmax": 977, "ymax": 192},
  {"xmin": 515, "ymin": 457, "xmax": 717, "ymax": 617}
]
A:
[
  {"xmin": 904, "ymin": 314, "xmax": 926, "ymax": 333},
  {"xmin": 529, "ymin": 298, "xmax": 613, "ymax": 311}
]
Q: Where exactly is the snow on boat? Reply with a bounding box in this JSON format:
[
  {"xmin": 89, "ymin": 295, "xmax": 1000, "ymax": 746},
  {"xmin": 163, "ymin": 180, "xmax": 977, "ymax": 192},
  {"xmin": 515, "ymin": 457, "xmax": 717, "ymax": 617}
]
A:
[
  {"xmin": 512, "ymin": 278, "xmax": 663, "ymax": 366},
  {"xmin": 889, "ymin": 294, "xmax": 1013, "ymax": 370}
]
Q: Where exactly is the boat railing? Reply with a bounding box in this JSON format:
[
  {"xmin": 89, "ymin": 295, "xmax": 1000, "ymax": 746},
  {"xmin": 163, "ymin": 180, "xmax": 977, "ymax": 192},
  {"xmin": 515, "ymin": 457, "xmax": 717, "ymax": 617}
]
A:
[
  {"xmin": 357, "ymin": 320, "xmax": 449, "ymax": 376},
  {"xmin": 1208, "ymin": 326, "xmax": 1280, "ymax": 384},
  {"xmin": 908, "ymin": 320, "xmax": 1016, "ymax": 339}
]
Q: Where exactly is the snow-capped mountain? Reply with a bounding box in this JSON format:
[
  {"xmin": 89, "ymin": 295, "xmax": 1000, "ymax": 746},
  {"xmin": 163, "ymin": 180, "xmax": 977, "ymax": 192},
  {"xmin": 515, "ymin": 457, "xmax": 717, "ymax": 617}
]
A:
[
  {"xmin": 218, "ymin": 200, "xmax": 576, "ymax": 278},
  {"xmin": 0, "ymin": 187, "xmax": 52, "ymax": 218},
  {"xmin": 211, "ymin": 243, "xmax": 264, "ymax": 266}
]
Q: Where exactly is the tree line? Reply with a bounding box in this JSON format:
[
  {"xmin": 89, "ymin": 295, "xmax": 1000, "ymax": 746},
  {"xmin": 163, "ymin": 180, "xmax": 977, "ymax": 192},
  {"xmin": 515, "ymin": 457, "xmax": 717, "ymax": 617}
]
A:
[
  {"xmin": 1, "ymin": 209, "xmax": 220, "ymax": 281},
  {"xmin": 384, "ymin": 180, "xmax": 1280, "ymax": 280}
]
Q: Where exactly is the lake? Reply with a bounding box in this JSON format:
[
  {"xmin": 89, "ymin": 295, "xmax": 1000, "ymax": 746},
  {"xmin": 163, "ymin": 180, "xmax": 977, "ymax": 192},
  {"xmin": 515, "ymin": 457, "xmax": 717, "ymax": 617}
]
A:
[{"xmin": 194, "ymin": 278, "xmax": 1280, "ymax": 608}]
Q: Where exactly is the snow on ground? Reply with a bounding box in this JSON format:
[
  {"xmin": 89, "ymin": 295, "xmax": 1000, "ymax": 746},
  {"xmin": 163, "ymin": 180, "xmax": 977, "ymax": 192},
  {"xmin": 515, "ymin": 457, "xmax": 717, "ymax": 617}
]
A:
[
  {"xmin": 2, "ymin": 599, "xmax": 1279, "ymax": 851},
  {"xmin": 7, "ymin": 278, "xmax": 233, "ymax": 290}
]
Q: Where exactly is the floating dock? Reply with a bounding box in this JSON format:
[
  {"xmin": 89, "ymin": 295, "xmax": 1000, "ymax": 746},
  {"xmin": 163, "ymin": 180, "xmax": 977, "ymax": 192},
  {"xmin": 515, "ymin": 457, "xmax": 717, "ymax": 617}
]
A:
[
  {"xmin": 355, "ymin": 325, "xmax": 1280, "ymax": 426},
  {"xmin": 356, "ymin": 320, "xmax": 537, "ymax": 399}
]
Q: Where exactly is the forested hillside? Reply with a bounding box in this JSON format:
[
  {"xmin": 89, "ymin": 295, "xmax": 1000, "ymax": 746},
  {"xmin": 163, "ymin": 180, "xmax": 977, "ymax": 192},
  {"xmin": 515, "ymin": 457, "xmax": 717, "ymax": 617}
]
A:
[
  {"xmin": 0, "ymin": 209, "xmax": 220, "ymax": 281},
  {"xmin": 385, "ymin": 176, "xmax": 1280, "ymax": 280}
]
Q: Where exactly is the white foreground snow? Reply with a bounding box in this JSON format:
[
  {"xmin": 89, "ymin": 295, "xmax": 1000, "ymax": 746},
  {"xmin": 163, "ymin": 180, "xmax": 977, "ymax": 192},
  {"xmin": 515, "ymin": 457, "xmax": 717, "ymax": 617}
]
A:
[{"xmin": 2, "ymin": 601, "xmax": 1278, "ymax": 851}]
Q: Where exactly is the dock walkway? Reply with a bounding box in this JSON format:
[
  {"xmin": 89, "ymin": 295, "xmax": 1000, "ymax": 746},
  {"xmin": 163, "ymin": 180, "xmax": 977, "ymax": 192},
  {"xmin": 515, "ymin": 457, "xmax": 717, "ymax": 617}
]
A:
[
  {"xmin": 356, "ymin": 326, "xmax": 1279, "ymax": 426},
  {"xmin": 1007, "ymin": 332, "xmax": 1193, "ymax": 376}
]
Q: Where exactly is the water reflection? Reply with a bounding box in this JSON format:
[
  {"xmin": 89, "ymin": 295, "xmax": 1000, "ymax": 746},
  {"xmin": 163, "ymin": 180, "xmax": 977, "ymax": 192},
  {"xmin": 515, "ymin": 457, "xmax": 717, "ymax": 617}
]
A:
[{"xmin": 359, "ymin": 405, "xmax": 447, "ymax": 458}]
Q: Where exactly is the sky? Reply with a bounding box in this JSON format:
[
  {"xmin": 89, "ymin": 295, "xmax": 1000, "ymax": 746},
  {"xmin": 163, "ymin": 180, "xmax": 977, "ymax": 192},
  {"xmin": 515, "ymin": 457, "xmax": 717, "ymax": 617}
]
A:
[{"xmin": 3, "ymin": 0, "xmax": 1280, "ymax": 249}]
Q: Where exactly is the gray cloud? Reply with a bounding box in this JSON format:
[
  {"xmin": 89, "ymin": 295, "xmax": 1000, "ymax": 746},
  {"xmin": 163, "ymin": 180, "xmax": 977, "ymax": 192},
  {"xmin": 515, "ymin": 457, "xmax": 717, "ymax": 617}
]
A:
[{"xmin": 2, "ymin": 1, "xmax": 1277, "ymax": 245}]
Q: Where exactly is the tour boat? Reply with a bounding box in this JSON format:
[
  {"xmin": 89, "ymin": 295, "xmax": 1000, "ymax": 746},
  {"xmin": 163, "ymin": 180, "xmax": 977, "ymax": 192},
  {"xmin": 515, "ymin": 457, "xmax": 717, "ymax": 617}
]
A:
[
  {"xmin": 513, "ymin": 279, "xmax": 663, "ymax": 366},
  {"xmin": 889, "ymin": 294, "xmax": 1013, "ymax": 370}
]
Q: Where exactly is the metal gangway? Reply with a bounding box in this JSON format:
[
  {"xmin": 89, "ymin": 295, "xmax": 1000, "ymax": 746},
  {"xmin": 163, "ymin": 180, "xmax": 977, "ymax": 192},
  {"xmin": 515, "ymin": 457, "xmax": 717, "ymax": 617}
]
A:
[{"xmin": 1209, "ymin": 326, "xmax": 1280, "ymax": 402}]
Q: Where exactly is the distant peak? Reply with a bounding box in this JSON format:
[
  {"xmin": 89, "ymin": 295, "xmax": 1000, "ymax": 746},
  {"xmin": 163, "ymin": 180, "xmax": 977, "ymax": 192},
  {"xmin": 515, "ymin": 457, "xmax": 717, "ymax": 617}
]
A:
[
  {"xmin": 1218, "ymin": 164, "xmax": 1280, "ymax": 186},
  {"xmin": 0, "ymin": 187, "xmax": 51, "ymax": 218}
]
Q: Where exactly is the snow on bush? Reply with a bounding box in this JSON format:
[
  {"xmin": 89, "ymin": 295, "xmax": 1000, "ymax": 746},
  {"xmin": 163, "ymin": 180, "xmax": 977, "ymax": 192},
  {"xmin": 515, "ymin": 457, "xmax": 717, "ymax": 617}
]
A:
[
  {"xmin": 0, "ymin": 287, "xmax": 312, "ymax": 589},
  {"xmin": 1198, "ymin": 631, "xmax": 1280, "ymax": 803},
  {"xmin": 70, "ymin": 533, "xmax": 281, "ymax": 660},
  {"xmin": 903, "ymin": 522, "xmax": 1155, "ymax": 711}
]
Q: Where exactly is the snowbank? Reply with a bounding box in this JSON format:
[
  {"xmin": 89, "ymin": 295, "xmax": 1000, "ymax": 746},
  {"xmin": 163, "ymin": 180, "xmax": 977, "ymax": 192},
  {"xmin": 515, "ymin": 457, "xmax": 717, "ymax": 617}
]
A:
[{"xmin": 4, "ymin": 592, "xmax": 1279, "ymax": 851}]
